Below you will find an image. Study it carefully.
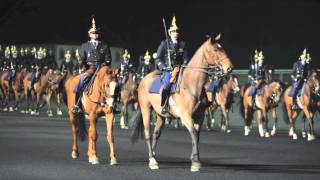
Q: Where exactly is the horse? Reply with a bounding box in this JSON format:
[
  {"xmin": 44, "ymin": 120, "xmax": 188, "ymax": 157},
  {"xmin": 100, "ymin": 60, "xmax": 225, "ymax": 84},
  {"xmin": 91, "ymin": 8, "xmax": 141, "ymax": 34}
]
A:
[
  {"xmin": 204, "ymin": 74, "xmax": 240, "ymax": 132},
  {"xmin": 119, "ymin": 72, "xmax": 138, "ymax": 129},
  {"xmin": 130, "ymin": 34, "xmax": 233, "ymax": 172},
  {"xmin": 11, "ymin": 68, "xmax": 28, "ymax": 111},
  {"xmin": 0, "ymin": 69, "xmax": 15, "ymax": 111},
  {"xmin": 283, "ymin": 73, "xmax": 319, "ymax": 141},
  {"xmin": 240, "ymin": 80, "xmax": 283, "ymax": 137},
  {"xmin": 64, "ymin": 66, "xmax": 118, "ymax": 165},
  {"xmin": 29, "ymin": 69, "xmax": 59, "ymax": 116}
]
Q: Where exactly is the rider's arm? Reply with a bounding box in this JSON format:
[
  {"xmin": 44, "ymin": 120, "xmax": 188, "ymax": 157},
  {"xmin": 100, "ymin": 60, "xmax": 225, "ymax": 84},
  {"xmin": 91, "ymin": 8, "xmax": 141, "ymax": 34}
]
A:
[
  {"xmin": 155, "ymin": 41, "xmax": 167, "ymax": 71},
  {"xmin": 103, "ymin": 44, "xmax": 112, "ymax": 66}
]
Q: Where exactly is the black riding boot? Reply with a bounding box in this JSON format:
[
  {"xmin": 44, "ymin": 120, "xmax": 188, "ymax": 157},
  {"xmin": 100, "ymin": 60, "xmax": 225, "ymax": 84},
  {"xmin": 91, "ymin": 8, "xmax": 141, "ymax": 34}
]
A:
[
  {"xmin": 161, "ymin": 89, "xmax": 170, "ymax": 114},
  {"xmin": 292, "ymin": 91, "xmax": 299, "ymax": 110},
  {"xmin": 71, "ymin": 76, "xmax": 90, "ymax": 113}
]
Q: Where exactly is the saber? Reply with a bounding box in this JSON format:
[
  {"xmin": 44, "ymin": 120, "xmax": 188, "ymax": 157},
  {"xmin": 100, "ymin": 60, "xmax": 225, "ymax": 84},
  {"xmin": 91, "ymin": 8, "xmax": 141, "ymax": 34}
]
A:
[{"xmin": 162, "ymin": 18, "xmax": 172, "ymax": 69}]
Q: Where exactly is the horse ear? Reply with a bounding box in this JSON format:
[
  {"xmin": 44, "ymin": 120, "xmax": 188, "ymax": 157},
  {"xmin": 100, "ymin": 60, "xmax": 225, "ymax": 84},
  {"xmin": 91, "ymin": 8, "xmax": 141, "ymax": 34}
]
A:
[{"xmin": 214, "ymin": 33, "xmax": 221, "ymax": 41}]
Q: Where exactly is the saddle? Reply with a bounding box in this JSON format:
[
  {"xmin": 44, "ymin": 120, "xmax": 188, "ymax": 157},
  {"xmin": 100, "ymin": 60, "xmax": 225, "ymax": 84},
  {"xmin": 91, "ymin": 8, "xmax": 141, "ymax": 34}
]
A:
[{"xmin": 149, "ymin": 70, "xmax": 181, "ymax": 94}]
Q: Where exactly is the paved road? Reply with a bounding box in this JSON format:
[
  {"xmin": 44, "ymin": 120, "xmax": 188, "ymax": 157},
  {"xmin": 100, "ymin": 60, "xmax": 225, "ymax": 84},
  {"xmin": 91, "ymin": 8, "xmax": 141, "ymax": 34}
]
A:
[{"xmin": 0, "ymin": 113, "xmax": 319, "ymax": 180}]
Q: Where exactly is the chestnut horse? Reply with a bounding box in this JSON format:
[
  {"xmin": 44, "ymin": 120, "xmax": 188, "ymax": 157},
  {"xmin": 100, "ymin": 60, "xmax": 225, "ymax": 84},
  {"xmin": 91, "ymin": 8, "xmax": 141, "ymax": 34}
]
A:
[
  {"xmin": 11, "ymin": 68, "xmax": 28, "ymax": 110},
  {"xmin": 283, "ymin": 73, "xmax": 319, "ymax": 141},
  {"xmin": 119, "ymin": 72, "xmax": 138, "ymax": 129},
  {"xmin": 64, "ymin": 66, "xmax": 117, "ymax": 165},
  {"xmin": 204, "ymin": 74, "xmax": 240, "ymax": 132},
  {"xmin": 130, "ymin": 34, "xmax": 233, "ymax": 171},
  {"xmin": 240, "ymin": 81, "xmax": 283, "ymax": 137},
  {"xmin": 0, "ymin": 70, "xmax": 13, "ymax": 111}
]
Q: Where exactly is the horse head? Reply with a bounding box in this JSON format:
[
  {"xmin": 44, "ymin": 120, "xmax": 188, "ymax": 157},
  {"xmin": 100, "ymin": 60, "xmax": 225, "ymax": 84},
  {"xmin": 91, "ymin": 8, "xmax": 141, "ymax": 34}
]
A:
[
  {"xmin": 203, "ymin": 33, "xmax": 233, "ymax": 74},
  {"xmin": 268, "ymin": 81, "xmax": 283, "ymax": 104},
  {"xmin": 226, "ymin": 74, "xmax": 240, "ymax": 94},
  {"xmin": 307, "ymin": 73, "xmax": 320, "ymax": 97}
]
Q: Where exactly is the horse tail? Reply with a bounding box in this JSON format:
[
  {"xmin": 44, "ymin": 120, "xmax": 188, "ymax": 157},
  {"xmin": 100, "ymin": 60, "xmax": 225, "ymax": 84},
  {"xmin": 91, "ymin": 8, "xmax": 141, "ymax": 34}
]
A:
[
  {"xmin": 62, "ymin": 89, "xmax": 67, "ymax": 105},
  {"xmin": 282, "ymin": 103, "xmax": 289, "ymax": 125},
  {"xmin": 129, "ymin": 107, "xmax": 143, "ymax": 144},
  {"xmin": 76, "ymin": 113, "xmax": 87, "ymax": 141}
]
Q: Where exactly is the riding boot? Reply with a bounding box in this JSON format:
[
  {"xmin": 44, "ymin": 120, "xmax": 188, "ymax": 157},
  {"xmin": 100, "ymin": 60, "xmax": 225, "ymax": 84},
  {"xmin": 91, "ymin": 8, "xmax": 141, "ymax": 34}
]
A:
[
  {"xmin": 161, "ymin": 89, "xmax": 170, "ymax": 114},
  {"xmin": 71, "ymin": 76, "xmax": 89, "ymax": 113},
  {"xmin": 251, "ymin": 94, "xmax": 256, "ymax": 110}
]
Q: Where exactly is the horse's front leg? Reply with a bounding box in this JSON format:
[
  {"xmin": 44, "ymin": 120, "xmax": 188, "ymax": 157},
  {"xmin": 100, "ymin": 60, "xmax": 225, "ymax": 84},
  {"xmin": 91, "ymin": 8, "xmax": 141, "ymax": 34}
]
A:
[
  {"xmin": 271, "ymin": 107, "xmax": 278, "ymax": 136},
  {"xmin": 303, "ymin": 108, "xmax": 315, "ymax": 141},
  {"xmin": 46, "ymin": 91, "xmax": 53, "ymax": 117},
  {"xmin": 56, "ymin": 92, "xmax": 63, "ymax": 116},
  {"xmin": 262, "ymin": 108, "xmax": 270, "ymax": 138},
  {"xmin": 88, "ymin": 113, "xmax": 99, "ymax": 164},
  {"xmin": 120, "ymin": 101, "xmax": 128, "ymax": 129},
  {"xmin": 180, "ymin": 113, "xmax": 201, "ymax": 172},
  {"xmin": 220, "ymin": 105, "xmax": 230, "ymax": 133},
  {"xmin": 256, "ymin": 110, "xmax": 264, "ymax": 137},
  {"xmin": 69, "ymin": 112, "xmax": 79, "ymax": 159},
  {"xmin": 105, "ymin": 109, "xmax": 117, "ymax": 165},
  {"xmin": 151, "ymin": 114, "xmax": 164, "ymax": 157}
]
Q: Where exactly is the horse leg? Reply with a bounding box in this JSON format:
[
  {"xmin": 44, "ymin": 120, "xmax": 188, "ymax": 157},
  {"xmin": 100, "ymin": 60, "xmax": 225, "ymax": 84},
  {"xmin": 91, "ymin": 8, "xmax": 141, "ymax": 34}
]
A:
[
  {"xmin": 88, "ymin": 113, "xmax": 99, "ymax": 164},
  {"xmin": 204, "ymin": 107, "xmax": 212, "ymax": 131},
  {"xmin": 301, "ymin": 116, "xmax": 307, "ymax": 138},
  {"xmin": 262, "ymin": 108, "xmax": 270, "ymax": 138},
  {"xmin": 46, "ymin": 92, "xmax": 53, "ymax": 117},
  {"xmin": 257, "ymin": 110, "xmax": 264, "ymax": 137},
  {"xmin": 290, "ymin": 110, "xmax": 299, "ymax": 140},
  {"xmin": 69, "ymin": 112, "xmax": 79, "ymax": 159},
  {"xmin": 220, "ymin": 105, "xmax": 230, "ymax": 133},
  {"xmin": 120, "ymin": 101, "xmax": 128, "ymax": 129},
  {"xmin": 141, "ymin": 106, "xmax": 158, "ymax": 169},
  {"xmin": 271, "ymin": 108, "xmax": 278, "ymax": 136},
  {"xmin": 303, "ymin": 109, "xmax": 315, "ymax": 141},
  {"xmin": 105, "ymin": 111, "xmax": 117, "ymax": 165},
  {"xmin": 180, "ymin": 113, "xmax": 201, "ymax": 172},
  {"xmin": 151, "ymin": 114, "xmax": 164, "ymax": 157},
  {"xmin": 56, "ymin": 92, "xmax": 63, "ymax": 116},
  {"xmin": 243, "ymin": 105, "xmax": 251, "ymax": 136}
]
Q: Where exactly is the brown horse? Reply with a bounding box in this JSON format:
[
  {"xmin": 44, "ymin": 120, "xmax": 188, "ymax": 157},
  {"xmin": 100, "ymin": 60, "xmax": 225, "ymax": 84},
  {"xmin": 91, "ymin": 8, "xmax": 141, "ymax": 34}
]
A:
[
  {"xmin": 29, "ymin": 69, "xmax": 59, "ymax": 116},
  {"xmin": 130, "ymin": 34, "xmax": 233, "ymax": 171},
  {"xmin": 204, "ymin": 74, "xmax": 240, "ymax": 132},
  {"xmin": 240, "ymin": 81, "xmax": 283, "ymax": 137},
  {"xmin": 0, "ymin": 70, "xmax": 15, "ymax": 111},
  {"xmin": 119, "ymin": 72, "xmax": 138, "ymax": 129},
  {"xmin": 283, "ymin": 73, "xmax": 319, "ymax": 141},
  {"xmin": 11, "ymin": 68, "xmax": 28, "ymax": 110},
  {"xmin": 22, "ymin": 71, "xmax": 35, "ymax": 114},
  {"xmin": 64, "ymin": 66, "xmax": 118, "ymax": 165}
]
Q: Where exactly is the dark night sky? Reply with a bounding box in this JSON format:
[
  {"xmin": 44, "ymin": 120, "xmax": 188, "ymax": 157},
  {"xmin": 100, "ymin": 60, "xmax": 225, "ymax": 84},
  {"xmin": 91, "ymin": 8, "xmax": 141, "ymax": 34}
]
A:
[{"xmin": 1, "ymin": 0, "xmax": 320, "ymax": 68}]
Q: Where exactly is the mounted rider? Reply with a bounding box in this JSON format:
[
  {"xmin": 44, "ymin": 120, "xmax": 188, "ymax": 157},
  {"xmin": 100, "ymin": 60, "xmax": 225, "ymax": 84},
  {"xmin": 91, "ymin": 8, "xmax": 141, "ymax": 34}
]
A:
[
  {"xmin": 248, "ymin": 50, "xmax": 269, "ymax": 109},
  {"xmin": 289, "ymin": 48, "xmax": 312, "ymax": 110},
  {"xmin": 72, "ymin": 16, "xmax": 112, "ymax": 113},
  {"xmin": 155, "ymin": 15, "xmax": 189, "ymax": 114},
  {"xmin": 137, "ymin": 50, "xmax": 153, "ymax": 82},
  {"xmin": 118, "ymin": 49, "xmax": 134, "ymax": 86},
  {"xmin": 60, "ymin": 50, "xmax": 74, "ymax": 76}
]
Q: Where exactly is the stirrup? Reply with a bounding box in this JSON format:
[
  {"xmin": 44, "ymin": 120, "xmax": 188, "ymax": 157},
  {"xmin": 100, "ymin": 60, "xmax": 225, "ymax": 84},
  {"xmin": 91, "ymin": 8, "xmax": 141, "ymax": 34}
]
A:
[{"xmin": 71, "ymin": 105, "xmax": 82, "ymax": 113}]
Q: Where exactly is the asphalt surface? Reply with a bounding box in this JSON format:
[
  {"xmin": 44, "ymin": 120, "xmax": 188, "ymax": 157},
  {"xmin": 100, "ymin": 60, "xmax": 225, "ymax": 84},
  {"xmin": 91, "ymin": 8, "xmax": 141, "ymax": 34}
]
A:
[{"xmin": 0, "ymin": 111, "xmax": 320, "ymax": 180}]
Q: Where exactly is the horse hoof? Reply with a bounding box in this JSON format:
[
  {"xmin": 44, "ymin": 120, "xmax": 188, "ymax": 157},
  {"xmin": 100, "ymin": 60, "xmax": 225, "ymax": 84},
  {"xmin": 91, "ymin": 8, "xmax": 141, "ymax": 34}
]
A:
[
  {"xmin": 110, "ymin": 159, "xmax": 118, "ymax": 166},
  {"xmin": 48, "ymin": 112, "xmax": 53, "ymax": 117},
  {"xmin": 292, "ymin": 133, "xmax": 298, "ymax": 140},
  {"xmin": 302, "ymin": 131, "xmax": 307, "ymax": 138},
  {"xmin": 307, "ymin": 134, "xmax": 315, "ymax": 141},
  {"xmin": 20, "ymin": 110, "xmax": 25, "ymax": 114},
  {"xmin": 89, "ymin": 157, "xmax": 100, "ymax": 165},
  {"xmin": 57, "ymin": 110, "xmax": 63, "ymax": 116},
  {"xmin": 9, "ymin": 107, "xmax": 13, "ymax": 112},
  {"xmin": 149, "ymin": 157, "xmax": 159, "ymax": 170},
  {"xmin": 14, "ymin": 107, "xmax": 18, "ymax": 111},
  {"xmin": 259, "ymin": 133, "xmax": 265, "ymax": 137},
  {"xmin": 71, "ymin": 151, "xmax": 78, "ymax": 159},
  {"xmin": 271, "ymin": 129, "xmax": 276, "ymax": 136},
  {"xmin": 121, "ymin": 125, "xmax": 129, "ymax": 130},
  {"xmin": 265, "ymin": 132, "xmax": 270, "ymax": 138},
  {"xmin": 190, "ymin": 162, "xmax": 201, "ymax": 172},
  {"xmin": 226, "ymin": 129, "xmax": 231, "ymax": 133},
  {"xmin": 3, "ymin": 108, "xmax": 8, "ymax": 112}
]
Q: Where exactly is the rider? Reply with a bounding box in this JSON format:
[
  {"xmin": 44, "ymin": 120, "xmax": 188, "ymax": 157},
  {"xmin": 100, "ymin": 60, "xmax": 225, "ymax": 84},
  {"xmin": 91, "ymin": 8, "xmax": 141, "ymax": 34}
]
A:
[
  {"xmin": 155, "ymin": 15, "xmax": 189, "ymax": 114},
  {"xmin": 118, "ymin": 49, "xmax": 134, "ymax": 86},
  {"xmin": 248, "ymin": 50, "xmax": 268, "ymax": 109},
  {"xmin": 289, "ymin": 48, "xmax": 312, "ymax": 110},
  {"xmin": 72, "ymin": 16, "xmax": 112, "ymax": 113},
  {"xmin": 60, "ymin": 50, "xmax": 74, "ymax": 76},
  {"xmin": 207, "ymin": 65, "xmax": 225, "ymax": 105},
  {"xmin": 8, "ymin": 46, "xmax": 18, "ymax": 86},
  {"xmin": 74, "ymin": 49, "xmax": 84, "ymax": 75},
  {"xmin": 30, "ymin": 47, "xmax": 46, "ymax": 91},
  {"xmin": 137, "ymin": 50, "xmax": 153, "ymax": 81}
]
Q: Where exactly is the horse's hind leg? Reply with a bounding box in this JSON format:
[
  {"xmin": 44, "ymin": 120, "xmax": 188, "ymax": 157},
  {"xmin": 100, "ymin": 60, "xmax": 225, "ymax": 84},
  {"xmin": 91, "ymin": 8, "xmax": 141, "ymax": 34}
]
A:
[
  {"xmin": 105, "ymin": 111, "xmax": 117, "ymax": 165},
  {"xmin": 257, "ymin": 110, "xmax": 264, "ymax": 137},
  {"xmin": 56, "ymin": 92, "xmax": 63, "ymax": 116},
  {"xmin": 141, "ymin": 105, "xmax": 158, "ymax": 169},
  {"xmin": 151, "ymin": 114, "xmax": 165, "ymax": 157},
  {"xmin": 262, "ymin": 108, "xmax": 270, "ymax": 138},
  {"xmin": 243, "ymin": 106, "xmax": 251, "ymax": 136},
  {"xmin": 271, "ymin": 108, "xmax": 278, "ymax": 136},
  {"xmin": 120, "ymin": 101, "xmax": 129, "ymax": 129}
]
